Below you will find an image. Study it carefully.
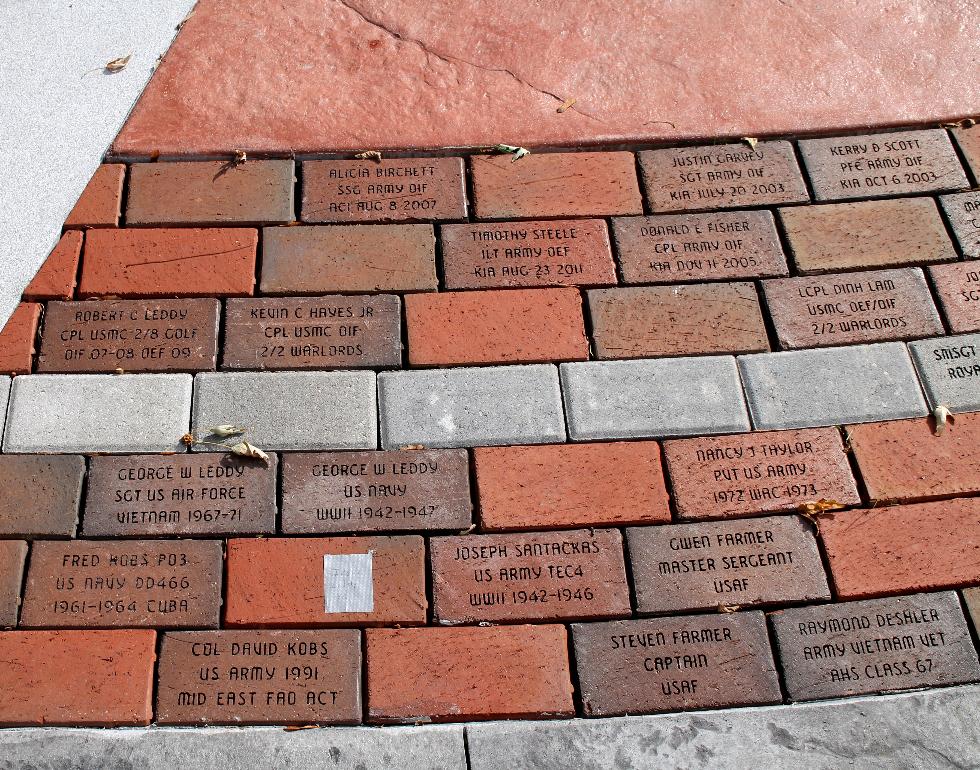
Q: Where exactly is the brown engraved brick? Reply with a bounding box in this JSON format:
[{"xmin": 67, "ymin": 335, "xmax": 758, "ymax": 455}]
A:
[
  {"xmin": 639, "ymin": 141, "xmax": 808, "ymax": 212},
  {"xmin": 763, "ymin": 268, "xmax": 943, "ymax": 349},
  {"xmin": 588, "ymin": 283, "xmax": 770, "ymax": 358},
  {"xmin": 65, "ymin": 164, "xmax": 125, "ymax": 228},
  {"xmin": 281, "ymin": 450, "xmax": 471, "ymax": 534},
  {"xmin": 0, "ymin": 541, "xmax": 27, "ymax": 627},
  {"xmin": 0, "ymin": 455, "xmax": 85, "ymax": 537},
  {"xmin": 19, "ymin": 540, "xmax": 223, "ymax": 628},
  {"xmin": 302, "ymin": 158, "xmax": 466, "ymax": 223},
  {"xmin": 83, "ymin": 454, "xmax": 277, "ymax": 537},
  {"xmin": 156, "ymin": 629, "xmax": 362, "ymax": 725},
  {"xmin": 430, "ymin": 529, "xmax": 630, "ymax": 624},
  {"xmin": 23, "ymin": 231, "xmax": 83, "ymax": 301},
  {"xmin": 939, "ymin": 191, "xmax": 980, "ymax": 258},
  {"xmin": 38, "ymin": 299, "xmax": 219, "ymax": 373},
  {"xmin": 929, "ymin": 260, "xmax": 980, "ymax": 333},
  {"xmin": 663, "ymin": 427, "xmax": 859, "ymax": 521},
  {"xmin": 953, "ymin": 125, "xmax": 980, "ymax": 180},
  {"xmin": 799, "ymin": 129, "xmax": 968, "ymax": 201},
  {"xmin": 572, "ymin": 613, "xmax": 781, "ymax": 716},
  {"xmin": 441, "ymin": 219, "xmax": 616, "ymax": 289},
  {"xmin": 770, "ymin": 591, "xmax": 980, "ymax": 701},
  {"xmin": 627, "ymin": 515, "xmax": 829, "ymax": 614}
]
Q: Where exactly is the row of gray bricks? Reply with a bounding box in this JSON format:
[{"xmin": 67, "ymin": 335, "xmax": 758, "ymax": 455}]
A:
[{"xmin": 0, "ymin": 338, "xmax": 975, "ymax": 453}]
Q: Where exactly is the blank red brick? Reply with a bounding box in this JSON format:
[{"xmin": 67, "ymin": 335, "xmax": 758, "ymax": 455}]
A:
[
  {"xmin": 0, "ymin": 303, "xmax": 40, "ymax": 374},
  {"xmin": 0, "ymin": 630, "xmax": 155, "ymax": 726},
  {"xmin": 405, "ymin": 288, "xmax": 588, "ymax": 366},
  {"xmin": 65, "ymin": 164, "xmax": 125, "ymax": 228},
  {"xmin": 0, "ymin": 541, "xmax": 27, "ymax": 627},
  {"xmin": 79, "ymin": 228, "xmax": 257, "ymax": 297},
  {"xmin": 928, "ymin": 261, "xmax": 980, "ymax": 333},
  {"xmin": 475, "ymin": 442, "xmax": 671, "ymax": 530},
  {"xmin": 366, "ymin": 625, "xmax": 573, "ymax": 722},
  {"xmin": 22, "ymin": 231, "xmax": 83, "ymax": 301},
  {"xmin": 819, "ymin": 497, "xmax": 980, "ymax": 599}
]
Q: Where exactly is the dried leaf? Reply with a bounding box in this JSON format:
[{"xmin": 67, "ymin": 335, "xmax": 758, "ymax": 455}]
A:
[
  {"xmin": 400, "ymin": 444, "xmax": 426, "ymax": 450},
  {"xmin": 354, "ymin": 150, "xmax": 383, "ymax": 162},
  {"xmin": 798, "ymin": 499, "xmax": 845, "ymax": 515},
  {"xmin": 105, "ymin": 55, "xmax": 132, "ymax": 73},
  {"xmin": 207, "ymin": 424, "xmax": 247, "ymax": 438},
  {"xmin": 181, "ymin": 433, "xmax": 196, "ymax": 446},
  {"xmin": 283, "ymin": 725, "xmax": 319, "ymax": 732},
  {"xmin": 941, "ymin": 118, "xmax": 976, "ymax": 129},
  {"xmin": 557, "ymin": 98, "xmax": 577, "ymax": 114},
  {"xmin": 511, "ymin": 147, "xmax": 530, "ymax": 162},
  {"xmin": 718, "ymin": 604, "xmax": 741, "ymax": 614},
  {"xmin": 932, "ymin": 404, "xmax": 953, "ymax": 436},
  {"xmin": 741, "ymin": 137, "xmax": 759, "ymax": 149},
  {"xmin": 234, "ymin": 150, "xmax": 247, "ymax": 164},
  {"xmin": 229, "ymin": 441, "xmax": 270, "ymax": 464}
]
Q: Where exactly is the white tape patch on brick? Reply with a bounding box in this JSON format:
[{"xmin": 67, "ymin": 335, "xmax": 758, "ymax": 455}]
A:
[{"xmin": 323, "ymin": 552, "xmax": 374, "ymax": 613}]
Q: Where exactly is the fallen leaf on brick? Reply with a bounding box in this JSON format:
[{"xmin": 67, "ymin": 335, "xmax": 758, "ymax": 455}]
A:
[
  {"xmin": 400, "ymin": 443, "xmax": 426, "ymax": 450},
  {"xmin": 208, "ymin": 424, "xmax": 247, "ymax": 438},
  {"xmin": 798, "ymin": 498, "xmax": 844, "ymax": 515},
  {"xmin": 181, "ymin": 433, "xmax": 196, "ymax": 446},
  {"xmin": 354, "ymin": 150, "xmax": 383, "ymax": 162},
  {"xmin": 941, "ymin": 118, "xmax": 976, "ymax": 129},
  {"xmin": 234, "ymin": 150, "xmax": 247, "ymax": 164},
  {"xmin": 718, "ymin": 604, "xmax": 742, "ymax": 613},
  {"xmin": 741, "ymin": 137, "xmax": 759, "ymax": 149},
  {"xmin": 229, "ymin": 441, "xmax": 271, "ymax": 464},
  {"xmin": 932, "ymin": 404, "xmax": 953, "ymax": 435},
  {"xmin": 491, "ymin": 143, "xmax": 531, "ymax": 162},
  {"xmin": 283, "ymin": 725, "xmax": 319, "ymax": 731},
  {"xmin": 104, "ymin": 55, "xmax": 132, "ymax": 73},
  {"xmin": 557, "ymin": 98, "xmax": 577, "ymax": 113}
]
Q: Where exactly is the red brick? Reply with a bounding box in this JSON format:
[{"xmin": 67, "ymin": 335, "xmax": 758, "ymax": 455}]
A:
[
  {"xmin": 588, "ymin": 283, "xmax": 769, "ymax": 358},
  {"xmin": 0, "ymin": 629, "xmax": 155, "ymax": 726},
  {"xmin": 366, "ymin": 625, "xmax": 573, "ymax": 722},
  {"xmin": 22, "ymin": 231, "xmax": 82, "ymax": 301},
  {"xmin": 471, "ymin": 152, "xmax": 642, "ymax": 219},
  {"xmin": 79, "ymin": 228, "xmax": 257, "ymax": 297},
  {"xmin": 127, "ymin": 160, "xmax": 294, "ymax": 225},
  {"xmin": 0, "ymin": 456, "xmax": 85, "ymax": 538},
  {"xmin": 475, "ymin": 441, "xmax": 671, "ymax": 531},
  {"xmin": 819, "ymin": 497, "xmax": 980, "ymax": 599},
  {"xmin": 952, "ymin": 125, "xmax": 980, "ymax": 180},
  {"xmin": 779, "ymin": 198, "xmax": 956, "ymax": 274},
  {"xmin": 0, "ymin": 541, "xmax": 27, "ymax": 627},
  {"xmin": 225, "ymin": 536, "xmax": 426, "ymax": 627},
  {"xmin": 0, "ymin": 302, "xmax": 40, "ymax": 374},
  {"xmin": 65, "ymin": 164, "xmax": 125, "ymax": 228},
  {"xmin": 928, "ymin": 260, "xmax": 980, "ymax": 334},
  {"xmin": 405, "ymin": 288, "xmax": 588, "ymax": 366},
  {"xmin": 846, "ymin": 415, "xmax": 980, "ymax": 503}
]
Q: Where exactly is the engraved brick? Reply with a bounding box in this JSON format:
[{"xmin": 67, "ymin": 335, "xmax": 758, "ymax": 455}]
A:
[
  {"xmin": 20, "ymin": 540, "xmax": 223, "ymax": 628},
  {"xmin": 770, "ymin": 591, "xmax": 980, "ymax": 701},
  {"xmin": 223, "ymin": 295, "xmax": 401, "ymax": 370},
  {"xmin": 38, "ymin": 299, "xmax": 219, "ymax": 373},
  {"xmin": 224, "ymin": 536, "xmax": 426, "ymax": 626},
  {"xmin": 799, "ymin": 129, "xmax": 968, "ymax": 201},
  {"xmin": 572, "ymin": 613, "xmax": 781, "ymax": 716},
  {"xmin": 22, "ymin": 231, "xmax": 82, "ymax": 301},
  {"xmin": 0, "ymin": 455, "xmax": 85, "ymax": 537},
  {"xmin": 281, "ymin": 450, "xmax": 471, "ymax": 534},
  {"xmin": 127, "ymin": 160, "xmax": 294, "ymax": 225},
  {"xmin": 156, "ymin": 629, "xmax": 362, "ymax": 725},
  {"xmin": 431, "ymin": 529, "xmax": 630, "ymax": 624},
  {"xmin": 639, "ymin": 141, "xmax": 808, "ymax": 212},
  {"xmin": 471, "ymin": 152, "xmax": 642, "ymax": 219},
  {"xmin": 909, "ymin": 333, "xmax": 980, "ymax": 412},
  {"xmin": 612, "ymin": 211, "xmax": 789, "ymax": 284},
  {"xmin": 0, "ymin": 302, "xmax": 40, "ymax": 374},
  {"xmin": 65, "ymin": 164, "xmax": 125, "ymax": 228},
  {"xmin": 939, "ymin": 191, "xmax": 980, "ymax": 258},
  {"xmin": 953, "ymin": 125, "xmax": 980, "ymax": 179},
  {"xmin": 0, "ymin": 541, "xmax": 27, "ymax": 627},
  {"xmin": 779, "ymin": 198, "xmax": 956, "ymax": 274},
  {"xmin": 366, "ymin": 625, "xmax": 573, "ymax": 722},
  {"xmin": 83, "ymin": 454, "xmax": 277, "ymax": 537},
  {"xmin": 928, "ymin": 260, "xmax": 980, "ymax": 333},
  {"xmin": 664, "ymin": 427, "xmax": 859, "ymax": 520},
  {"xmin": 763, "ymin": 268, "xmax": 943, "ymax": 349},
  {"xmin": 819, "ymin": 498, "xmax": 980, "ymax": 599},
  {"xmin": 302, "ymin": 158, "xmax": 466, "ymax": 223},
  {"xmin": 627, "ymin": 516, "xmax": 829, "ymax": 614},
  {"xmin": 405, "ymin": 288, "xmax": 588, "ymax": 366},
  {"xmin": 0, "ymin": 630, "xmax": 156, "ymax": 726},
  {"xmin": 474, "ymin": 441, "xmax": 670, "ymax": 531},
  {"xmin": 589, "ymin": 283, "xmax": 769, "ymax": 358}
]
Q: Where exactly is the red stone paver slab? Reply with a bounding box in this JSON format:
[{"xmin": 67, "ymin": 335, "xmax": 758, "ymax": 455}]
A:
[
  {"xmin": 430, "ymin": 528, "xmax": 630, "ymax": 624},
  {"xmin": 127, "ymin": 160, "xmax": 294, "ymax": 225},
  {"xmin": 260, "ymin": 225, "xmax": 436, "ymax": 294},
  {"xmin": 441, "ymin": 219, "xmax": 616, "ymax": 289},
  {"xmin": 588, "ymin": 283, "xmax": 769, "ymax": 358},
  {"xmin": 939, "ymin": 192, "xmax": 980, "ymax": 258},
  {"xmin": 302, "ymin": 158, "xmax": 466, "ymax": 223},
  {"xmin": 779, "ymin": 198, "xmax": 956, "ymax": 274},
  {"xmin": 846, "ymin": 415, "xmax": 980, "ymax": 503},
  {"xmin": 0, "ymin": 541, "xmax": 27, "ymax": 627},
  {"xmin": 0, "ymin": 302, "xmax": 40, "ymax": 374},
  {"xmin": 770, "ymin": 591, "xmax": 980, "ymax": 701},
  {"xmin": 0, "ymin": 455, "xmax": 85, "ymax": 538},
  {"xmin": 79, "ymin": 228, "xmax": 257, "ymax": 297},
  {"xmin": 366, "ymin": 625, "xmax": 573, "ymax": 722},
  {"xmin": 156, "ymin": 629, "xmax": 362, "ymax": 725},
  {"xmin": 798, "ymin": 129, "xmax": 968, "ymax": 201},
  {"xmin": 471, "ymin": 152, "xmax": 642, "ymax": 219},
  {"xmin": 627, "ymin": 516, "xmax": 830, "ymax": 614},
  {"xmin": 19, "ymin": 540, "xmax": 223, "ymax": 628},
  {"xmin": 928, "ymin": 261, "xmax": 980, "ymax": 333},
  {"xmin": 819, "ymin": 498, "xmax": 980, "ymax": 599},
  {"xmin": 65, "ymin": 164, "xmax": 125, "ymax": 228},
  {"xmin": 475, "ymin": 441, "xmax": 671, "ymax": 531},
  {"xmin": 763, "ymin": 268, "xmax": 943, "ymax": 349},
  {"xmin": 38, "ymin": 299, "xmax": 220, "ymax": 373},
  {"xmin": 225, "ymin": 536, "xmax": 426, "ymax": 627},
  {"xmin": 572, "ymin": 613, "xmax": 781, "ymax": 716},
  {"xmin": 405, "ymin": 288, "xmax": 588, "ymax": 366},
  {"xmin": 23, "ymin": 231, "xmax": 83, "ymax": 301},
  {"xmin": 0, "ymin": 630, "xmax": 156, "ymax": 726},
  {"xmin": 663, "ymin": 428, "xmax": 860, "ymax": 521},
  {"xmin": 953, "ymin": 125, "xmax": 980, "ymax": 180},
  {"xmin": 612, "ymin": 211, "xmax": 788, "ymax": 284},
  {"xmin": 281, "ymin": 450, "xmax": 471, "ymax": 534}
]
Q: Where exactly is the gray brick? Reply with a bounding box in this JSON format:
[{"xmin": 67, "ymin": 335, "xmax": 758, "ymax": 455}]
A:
[
  {"xmin": 0, "ymin": 376, "xmax": 9, "ymax": 445},
  {"xmin": 2, "ymin": 374, "xmax": 191, "ymax": 453},
  {"xmin": 909, "ymin": 333, "xmax": 980, "ymax": 412},
  {"xmin": 739, "ymin": 343, "xmax": 928, "ymax": 430},
  {"xmin": 559, "ymin": 357, "xmax": 749, "ymax": 440},
  {"xmin": 378, "ymin": 365, "xmax": 565, "ymax": 448},
  {"xmin": 193, "ymin": 371, "xmax": 377, "ymax": 451}
]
